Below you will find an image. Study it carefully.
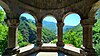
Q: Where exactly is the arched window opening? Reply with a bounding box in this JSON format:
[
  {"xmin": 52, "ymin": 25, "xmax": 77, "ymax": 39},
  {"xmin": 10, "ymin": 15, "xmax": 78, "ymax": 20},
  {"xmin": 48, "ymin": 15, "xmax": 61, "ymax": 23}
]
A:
[
  {"xmin": 0, "ymin": 6, "xmax": 7, "ymax": 55},
  {"xmin": 93, "ymin": 8, "xmax": 100, "ymax": 55},
  {"xmin": 18, "ymin": 13, "xmax": 37, "ymax": 47},
  {"xmin": 42, "ymin": 15, "xmax": 57, "ymax": 45},
  {"xmin": 63, "ymin": 13, "xmax": 82, "ymax": 48}
]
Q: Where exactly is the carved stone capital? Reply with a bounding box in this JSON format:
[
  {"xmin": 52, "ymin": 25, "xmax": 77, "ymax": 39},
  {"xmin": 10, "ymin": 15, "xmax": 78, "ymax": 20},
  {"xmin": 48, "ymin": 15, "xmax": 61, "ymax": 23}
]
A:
[
  {"xmin": 36, "ymin": 22, "xmax": 42, "ymax": 28},
  {"xmin": 81, "ymin": 19, "xmax": 97, "ymax": 27},
  {"xmin": 57, "ymin": 22, "xmax": 64, "ymax": 27},
  {"xmin": 6, "ymin": 19, "xmax": 20, "ymax": 27}
]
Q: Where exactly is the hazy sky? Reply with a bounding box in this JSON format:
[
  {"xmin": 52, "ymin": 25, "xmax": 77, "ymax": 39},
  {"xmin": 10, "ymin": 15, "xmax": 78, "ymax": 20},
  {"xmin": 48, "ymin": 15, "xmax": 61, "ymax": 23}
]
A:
[
  {"xmin": 43, "ymin": 16, "xmax": 57, "ymax": 23},
  {"xmin": 21, "ymin": 13, "xmax": 81, "ymax": 26},
  {"xmin": 64, "ymin": 14, "xmax": 81, "ymax": 26},
  {"xmin": 20, "ymin": 13, "xmax": 35, "ymax": 21},
  {"xmin": 0, "ymin": 6, "xmax": 3, "ymax": 10},
  {"xmin": 0, "ymin": 6, "xmax": 81, "ymax": 26}
]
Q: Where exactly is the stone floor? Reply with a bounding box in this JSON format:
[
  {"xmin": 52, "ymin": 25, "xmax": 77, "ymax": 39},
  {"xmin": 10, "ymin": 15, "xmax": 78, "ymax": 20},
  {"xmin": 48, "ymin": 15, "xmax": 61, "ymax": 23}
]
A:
[
  {"xmin": 19, "ymin": 44, "xmax": 80, "ymax": 56},
  {"xmin": 37, "ymin": 52, "xmax": 58, "ymax": 56}
]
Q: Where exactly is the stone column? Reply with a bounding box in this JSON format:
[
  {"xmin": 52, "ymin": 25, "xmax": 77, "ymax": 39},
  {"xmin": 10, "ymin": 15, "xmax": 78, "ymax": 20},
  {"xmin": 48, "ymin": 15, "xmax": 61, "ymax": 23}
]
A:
[
  {"xmin": 80, "ymin": 19, "xmax": 96, "ymax": 56},
  {"xmin": 2, "ymin": 19, "xmax": 20, "ymax": 55},
  {"xmin": 36, "ymin": 22, "xmax": 42, "ymax": 47},
  {"xmin": 56, "ymin": 22, "xmax": 64, "ymax": 47}
]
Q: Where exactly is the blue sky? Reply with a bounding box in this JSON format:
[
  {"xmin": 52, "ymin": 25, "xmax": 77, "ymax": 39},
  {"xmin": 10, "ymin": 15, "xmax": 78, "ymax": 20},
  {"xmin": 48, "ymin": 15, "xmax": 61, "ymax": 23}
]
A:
[
  {"xmin": 21, "ymin": 13, "xmax": 81, "ymax": 26},
  {"xmin": 0, "ymin": 6, "xmax": 3, "ymax": 10},
  {"xmin": 0, "ymin": 6, "xmax": 81, "ymax": 26},
  {"xmin": 43, "ymin": 16, "xmax": 57, "ymax": 23},
  {"xmin": 64, "ymin": 14, "xmax": 80, "ymax": 26},
  {"xmin": 20, "ymin": 13, "xmax": 35, "ymax": 21}
]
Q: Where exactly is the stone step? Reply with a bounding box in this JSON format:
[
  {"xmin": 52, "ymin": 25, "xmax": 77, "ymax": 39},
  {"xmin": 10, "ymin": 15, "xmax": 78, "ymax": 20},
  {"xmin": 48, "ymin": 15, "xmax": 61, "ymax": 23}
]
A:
[{"xmin": 37, "ymin": 52, "xmax": 58, "ymax": 56}]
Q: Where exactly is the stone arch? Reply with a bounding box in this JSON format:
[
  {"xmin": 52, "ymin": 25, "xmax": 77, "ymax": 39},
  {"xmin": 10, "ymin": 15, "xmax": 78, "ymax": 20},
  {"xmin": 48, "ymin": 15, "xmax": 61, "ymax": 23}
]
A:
[
  {"xmin": 19, "ymin": 12, "xmax": 37, "ymax": 43},
  {"xmin": 62, "ymin": 12, "xmax": 82, "ymax": 47},
  {"xmin": 42, "ymin": 15, "xmax": 57, "ymax": 21},
  {"xmin": 62, "ymin": 12, "xmax": 75, "ymax": 22},
  {"xmin": 42, "ymin": 15, "xmax": 57, "ymax": 43},
  {"xmin": 41, "ymin": 13, "xmax": 58, "ymax": 22},
  {"xmin": 88, "ymin": 0, "xmax": 100, "ymax": 19},
  {"xmin": 62, "ymin": 12, "xmax": 81, "ymax": 23},
  {"xmin": 19, "ymin": 12, "xmax": 38, "ymax": 23},
  {"xmin": 0, "ymin": 0, "xmax": 11, "ymax": 18}
]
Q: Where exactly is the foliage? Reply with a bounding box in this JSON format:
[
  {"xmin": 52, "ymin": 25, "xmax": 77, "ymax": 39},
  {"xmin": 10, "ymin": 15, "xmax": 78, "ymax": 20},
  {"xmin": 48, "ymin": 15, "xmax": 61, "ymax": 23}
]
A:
[
  {"xmin": 18, "ymin": 17, "xmax": 37, "ymax": 43},
  {"xmin": 52, "ymin": 24, "xmax": 82, "ymax": 48},
  {"xmin": 0, "ymin": 7, "xmax": 100, "ymax": 55},
  {"xmin": 0, "ymin": 10, "xmax": 5, "ymax": 22},
  {"xmin": 42, "ymin": 27, "xmax": 56, "ymax": 43},
  {"xmin": 0, "ymin": 10, "xmax": 28, "ymax": 55},
  {"xmin": 92, "ymin": 19, "xmax": 100, "ymax": 55},
  {"xmin": 17, "ymin": 31, "xmax": 30, "ymax": 47},
  {"xmin": 0, "ymin": 9, "xmax": 7, "ymax": 54},
  {"xmin": 19, "ymin": 17, "xmax": 56, "ymax": 43},
  {"xmin": 0, "ymin": 23, "xmax": 8, "ymax": 54},
  {"xmin": 94, "ymin": 43, "xmax": 100, "ymax": 55},
  {"xmin": 63, "ymin": 30, "xmax": 82, "ymax": 48},
  {"xmin": 51, "ymin": 39, "xmax": 57, "ymax": 43}
]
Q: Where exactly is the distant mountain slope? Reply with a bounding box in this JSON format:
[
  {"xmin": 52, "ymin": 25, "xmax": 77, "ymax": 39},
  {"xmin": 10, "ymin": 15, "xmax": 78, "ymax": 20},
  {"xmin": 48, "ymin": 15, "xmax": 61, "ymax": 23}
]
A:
[
  {"xmin": 43, "ymin": 21, "xmax": 57, "ymax": 33},
  {"xmin": 18, "ymin": 17, "xmax": 37, "ymax": 43},
  {"xmin": 63, "ymin": 25, "xmax": 74, "ymax": 33},
  {"xmin": 51, "ymin": 24, "xmax": 82, "ymax": 47},
  {"xmin": 43, "ymin": 21, "xmax": 74, "ymax": 33},
  {"xmin": 18, "ymin": 17, "xmax": 56, "ymax": 43},
  {"xmin": 62, "ymin": 18, "xmax": 100, "ymax": 55}
]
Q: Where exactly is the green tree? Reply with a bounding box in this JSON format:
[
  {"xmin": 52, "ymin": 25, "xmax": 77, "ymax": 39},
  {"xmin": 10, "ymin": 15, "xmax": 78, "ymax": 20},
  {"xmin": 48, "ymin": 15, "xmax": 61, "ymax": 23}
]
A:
[
  {"xmin": 0, "ymin": 9, "xmax": 29, "ymax": 55},
  {"xmin": 17, "ymin": 31, "xmax": 29, "ymax": 47},
  {"xmin": 0, "ymin": 23, "xmax": 8, "ymax": 54},
  {"xmin": 0, "ymin": 10, "xmax": 5, "ymax": 22},
  {"xmin": 63, "ymin": 30, "xmax": 82, "ymax": 48},
  {"xmin": 92, "ymin": 19, "xmax": 100, "ymax": 55}
]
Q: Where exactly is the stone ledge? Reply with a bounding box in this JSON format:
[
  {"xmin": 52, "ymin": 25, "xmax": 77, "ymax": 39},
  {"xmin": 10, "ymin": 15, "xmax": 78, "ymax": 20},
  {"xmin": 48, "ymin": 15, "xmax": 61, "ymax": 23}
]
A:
[{"xmin": 18, "ymin": 44, "xmax": 81, "ymax": 56}]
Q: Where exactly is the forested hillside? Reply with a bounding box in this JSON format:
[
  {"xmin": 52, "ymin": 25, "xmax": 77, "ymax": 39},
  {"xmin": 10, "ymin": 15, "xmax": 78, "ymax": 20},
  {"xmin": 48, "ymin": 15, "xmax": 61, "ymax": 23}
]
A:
[
  {"xmin": 92, "ymin": 19, "xmax": 100, "ymax": 55},
  {"xmin": 43, "ymin": 20, "xmax": 74, "ymax": 34},
  {"xmin": 0, "ymin": 10, "xmax": 29, "ymax": 54},
  {"xmin": 63, "ymin": 24, "xmax": 82, "ymax": 48},
  {"xmin": 19, "ymin": 17, "xmax": 56, "ymax": 43},
  {"xmin": 1, "ymin": 8, "xmax": 100, "ymax": 55},
  {"xmin": 0, "ymin": 9, "xmax": 56, "ymax": 54},
  {"xmin": 52, "ymin": 19, "xmax": 100, "ymax": 55},
  {"xmin": 0, "ymin": 10, "xmax": 8, "ymax": 54}
]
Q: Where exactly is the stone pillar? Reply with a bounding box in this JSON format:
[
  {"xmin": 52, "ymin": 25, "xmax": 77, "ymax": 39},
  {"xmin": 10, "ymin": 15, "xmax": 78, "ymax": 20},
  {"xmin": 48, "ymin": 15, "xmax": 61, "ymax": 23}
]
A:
[
  {"xmin": 2, "ymin": 19, "xmax": 20, "ymax": 55},
  {"xmin": 80, "ymin": 19, "xmax": 96, "ymax": 56},
  {"xmin": 36, "ymin": 22, "xmax": 42, "ymax": 47},
  {"xmin": 56, "ymin": 22, "xmax": 64, "ymax": 47}
]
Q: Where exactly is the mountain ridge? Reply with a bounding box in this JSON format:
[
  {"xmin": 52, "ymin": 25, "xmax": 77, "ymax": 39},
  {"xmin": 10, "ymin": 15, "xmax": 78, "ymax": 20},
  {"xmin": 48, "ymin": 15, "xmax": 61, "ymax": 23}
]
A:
[{"xmin": 18, "ymin": 17, "xmax": 56, "ymax": 43}]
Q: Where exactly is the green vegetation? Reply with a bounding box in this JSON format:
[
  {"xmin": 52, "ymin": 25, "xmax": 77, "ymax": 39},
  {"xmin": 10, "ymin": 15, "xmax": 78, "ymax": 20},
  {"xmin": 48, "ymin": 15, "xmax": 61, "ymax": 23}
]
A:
[
  {"xmin": 0, "ymin": 9, "xmax": 56, "ymax": 55},
  {"xmin": 63, "ymin": 28, "xmax": 82, "ymax": 48},
  {"xmin": 42, "ymin": 27, "xmax": 56, "ymax": 43},
  {"xmin": 17, "ymin": 31, "xmax": 29, "ymax": 47},
  {"xmin": 51, "ymin": 10, "xmax": 100, "ymax": 55},
  {"xmin": 51, "ymin": 24, "xmax": 82, "ymax": 48},
  {"xmin": 93, "ymin": 19, "xmax": 100, "ymax": 55},
  {"xmin": 0, "ymin": 10, "xmax": 29, "ymax": 55},
  {"xmin": 18, "ymin": 17, "xmax": 56, "ymax": 43},
  {"xmin": 0, "ymin": 8, "xmax": 100, "ymax": 56},
  {"xmin": 0, "ymin": 10, "xmax": 7, "ymax": 54},
  {"xmin": 0, "ymin": 22, "xmax": 8, "ymax": 54}
]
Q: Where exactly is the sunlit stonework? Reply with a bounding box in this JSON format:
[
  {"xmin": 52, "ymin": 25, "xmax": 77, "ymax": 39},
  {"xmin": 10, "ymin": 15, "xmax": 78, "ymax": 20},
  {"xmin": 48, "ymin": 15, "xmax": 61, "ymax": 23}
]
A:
[{"xmin": 0, "ymin": 0, "xmax": 99, "ymax": 56}]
